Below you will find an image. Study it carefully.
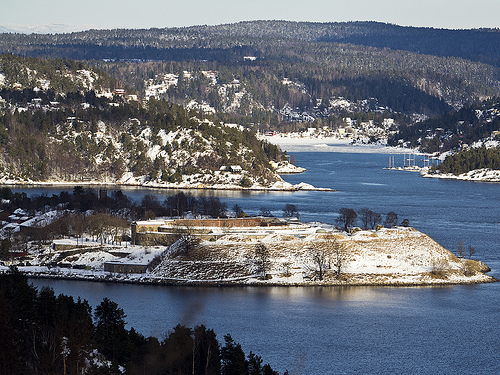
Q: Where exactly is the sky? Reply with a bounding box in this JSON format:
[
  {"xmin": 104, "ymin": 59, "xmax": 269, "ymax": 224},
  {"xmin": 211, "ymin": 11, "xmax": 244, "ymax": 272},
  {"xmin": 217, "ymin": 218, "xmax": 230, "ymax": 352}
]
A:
[{"xmin": 1, "ymin": 0, "xmax": 499, "ymax": 31}]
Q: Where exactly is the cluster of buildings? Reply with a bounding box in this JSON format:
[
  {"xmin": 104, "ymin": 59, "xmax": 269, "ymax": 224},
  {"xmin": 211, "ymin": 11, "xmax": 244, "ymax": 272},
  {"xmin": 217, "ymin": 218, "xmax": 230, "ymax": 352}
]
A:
[{"xmin": 265, "ymin": 116, "xmax": 396, "ymax": 141}]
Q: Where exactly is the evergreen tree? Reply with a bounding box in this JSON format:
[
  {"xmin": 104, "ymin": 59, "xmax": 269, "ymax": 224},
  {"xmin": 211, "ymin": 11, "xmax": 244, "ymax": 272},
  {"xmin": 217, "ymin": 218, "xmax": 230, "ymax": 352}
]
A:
[
  {"xmin": 94, "ymin": 297, "xmax": 129, "ymax": 364},
  {"xmin": 221, "ymin": 334, "xmax": 248, "ymax": 375}
]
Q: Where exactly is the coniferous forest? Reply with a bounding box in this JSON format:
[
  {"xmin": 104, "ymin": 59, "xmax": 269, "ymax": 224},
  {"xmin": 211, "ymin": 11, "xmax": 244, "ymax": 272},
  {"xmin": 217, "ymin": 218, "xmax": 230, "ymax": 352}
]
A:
[
  {"xmin": 432, "ymin": 146, "xmax": 500, "ymax": 175},
  {"xmin": 0, "ymin": 269, "xmax": 283, "ymax": 375}
]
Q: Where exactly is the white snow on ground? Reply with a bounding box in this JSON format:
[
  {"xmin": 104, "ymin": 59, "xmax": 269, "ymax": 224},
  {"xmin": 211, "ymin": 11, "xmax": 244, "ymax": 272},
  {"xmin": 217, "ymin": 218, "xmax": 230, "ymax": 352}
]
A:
[
  {"xmin": 263, "ymin": 134, "xmax": 413, "ymax": 154},
  {"xmin": 270, "ymin": 161, "xmax": 306, "ymax": 174},
  {"xmin": 423, "ymin": 168, "xmax": 500, "ymax": 183},
  {"xmin": 19, "ymin": 210, "xmax": 63, "ymax": 229},
  {"xmin": 4, "ymin": 225, "xmax": 493, "ymax": 286},
  {"xmin": 1, "ymin": 171, "xmax": 330, "ymax": 191},
  {"xmin": 147, "ymin": 226, "xmax": 495, "ymax": 285}
]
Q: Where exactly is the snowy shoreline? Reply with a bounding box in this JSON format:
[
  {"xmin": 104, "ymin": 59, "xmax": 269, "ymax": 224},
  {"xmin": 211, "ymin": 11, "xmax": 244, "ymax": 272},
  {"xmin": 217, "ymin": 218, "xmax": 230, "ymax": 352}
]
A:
[
  {"xmin": 0, "ymin": 178, "xmax": 334, "ymax": 192},
  {"xmin": 21, "ymin": 270, "xmax": 497, "ymax": 288},
  {"xmin": 422, "ymin": 168, "xmax": 500, "ymax": 183},
  {"xmin": 262, "ymin": 135, "xmax": 411, "ymax": 154},
  {"xmin": 4, "ymin": 226, "xmax": 496, "ymax": 288}
]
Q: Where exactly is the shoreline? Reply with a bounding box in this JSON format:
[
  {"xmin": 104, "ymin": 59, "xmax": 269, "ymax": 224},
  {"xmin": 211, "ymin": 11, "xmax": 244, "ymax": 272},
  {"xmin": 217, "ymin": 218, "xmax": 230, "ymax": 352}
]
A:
[
  {"xmin": 22, "ymin": 271, "xmax": 498, "ymax": 288},
  {"xmin": 422, "ymin": 169, "xmax": 500, "ymax": 183},
  {"xmin": 0, "ymin": 180, "xmax": 336, "ymax": 192},
  {"xmin": 4, "ymin": 226, "xmax": 496, "ymax": 288},
  {"xmin": 262, "ymin": 135, "xmax": 414, "ymax": 154}
]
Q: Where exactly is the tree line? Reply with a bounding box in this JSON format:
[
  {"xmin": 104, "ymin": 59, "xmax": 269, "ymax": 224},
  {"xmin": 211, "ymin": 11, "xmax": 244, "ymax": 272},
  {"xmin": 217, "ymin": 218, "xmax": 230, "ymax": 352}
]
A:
[
  {"xmin": 0, "ymin": 268, "xmax": 284, "ymax": 375},
  {"xmin": 336, "ymin": 207, "xmax": 405, "ymax": 233},
  {"xmin": 432, "ymin": 146, "xmax": 500, "ymax": 175},
  {"xmin": 0, "ymin": 187, "xmax": 233, "ymax": 220}
]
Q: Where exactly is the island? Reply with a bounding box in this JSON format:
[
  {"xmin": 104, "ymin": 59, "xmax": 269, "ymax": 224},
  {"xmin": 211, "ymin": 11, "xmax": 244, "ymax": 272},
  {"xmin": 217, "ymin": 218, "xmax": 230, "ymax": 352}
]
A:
[{"xmin": 4, "ymin": 215, "xmax": 495, "ymax": 287}]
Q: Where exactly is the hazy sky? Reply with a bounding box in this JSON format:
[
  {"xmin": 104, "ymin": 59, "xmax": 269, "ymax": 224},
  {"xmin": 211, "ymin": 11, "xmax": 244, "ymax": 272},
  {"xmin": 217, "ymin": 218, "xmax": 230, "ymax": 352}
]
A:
[{"xmin": 2, "ymin": 0, "xmax": 499, "ymax": 30}]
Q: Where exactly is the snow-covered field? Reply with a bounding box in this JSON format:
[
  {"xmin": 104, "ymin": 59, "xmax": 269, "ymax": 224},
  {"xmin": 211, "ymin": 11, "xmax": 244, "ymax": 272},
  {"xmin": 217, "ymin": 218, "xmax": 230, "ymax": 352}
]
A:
[{"xmin": 262, "ymin": 135, "xmax": 410, "ymax": 154}]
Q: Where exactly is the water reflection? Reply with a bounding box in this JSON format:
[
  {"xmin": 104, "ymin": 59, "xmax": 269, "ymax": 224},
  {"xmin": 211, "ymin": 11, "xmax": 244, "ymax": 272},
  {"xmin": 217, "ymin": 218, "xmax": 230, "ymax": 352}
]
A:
[{"xmin": 28, "ymin": 279, "xmax": 500, "ymax": 374}]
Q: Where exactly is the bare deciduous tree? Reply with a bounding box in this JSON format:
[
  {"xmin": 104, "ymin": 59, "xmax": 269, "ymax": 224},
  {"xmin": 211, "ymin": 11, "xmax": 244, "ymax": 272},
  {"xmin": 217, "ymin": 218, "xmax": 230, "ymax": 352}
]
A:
[
  {"xmin": 309, "ymin": 242, "xmax": 330, "ymax": 281},
  {"xmin": 457, "ymin": 240, "xmax": 466, "ymax": 258},
  {"xmin": 309, "ymin": 232, "xmax": 347, "ymax": 281},
  {"xmin": 359, "ymin": 208, "xmax": 383, "ymax": 230},
  {"xmin": 384, "ymin": 211, "xmax": 398, "ymax": 228},
  {"xmin": 232, "ymin": 204, "xmax": 243, "ymax": 218},
  {"xmin": 282, "ymin": 204, "xmax": 299, "ymax": 219},
  {"xmin": 370, "ymin": 212, "xmax": 382, "ymax": 229},
  {"xmin": 359, "ymin": 208, "xmax": 372, "ymax": 230},
  {"xmin": 259, "ymin": 207, "xmax": 272, "ymax": 217},
  {"xmin": 254, "ymin": 242, "xmax": 271, "ymax": 278},
  {"xmin": 336, "ymin": 208, "xmax": 357, "ymax": 233},
  {"xmin": 172, "ymin": 221, "xmax": 202, "ymax": 257},
  {"xmin": 468, "ymin": 244, "xmax": 477, "ymax": 259},
  {"xmin": 327, "ymin": 233, "xmax": 347, "ymax": 279}
]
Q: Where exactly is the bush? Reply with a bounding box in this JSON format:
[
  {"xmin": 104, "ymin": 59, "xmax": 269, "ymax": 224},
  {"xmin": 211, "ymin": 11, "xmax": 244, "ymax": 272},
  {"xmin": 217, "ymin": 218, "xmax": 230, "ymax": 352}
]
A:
[
  {"xmin": 240, "ymin": 176, "xmax": 253, "ymax": 188},
  {"xmin": 462, "ymin": 259, "xmax": 480, "ymax": 276},
  {"xmin": 430, "ymin": 259, "xmax": 449, "ymax": 279}
]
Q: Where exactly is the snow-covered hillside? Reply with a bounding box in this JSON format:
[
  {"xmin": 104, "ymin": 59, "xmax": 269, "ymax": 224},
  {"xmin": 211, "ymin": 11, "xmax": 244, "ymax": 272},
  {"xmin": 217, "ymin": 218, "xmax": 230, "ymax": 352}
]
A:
[{"xmin": 0, "ymin": 113, "xmax": 322, "ymax": 190}]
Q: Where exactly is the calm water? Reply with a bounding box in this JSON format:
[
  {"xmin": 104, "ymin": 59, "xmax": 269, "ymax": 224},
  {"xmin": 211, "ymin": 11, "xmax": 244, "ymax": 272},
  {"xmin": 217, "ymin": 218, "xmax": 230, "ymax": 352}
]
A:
[{"xmin": 23, "ymin": 151, "xmax": 500, "ymax": 374}]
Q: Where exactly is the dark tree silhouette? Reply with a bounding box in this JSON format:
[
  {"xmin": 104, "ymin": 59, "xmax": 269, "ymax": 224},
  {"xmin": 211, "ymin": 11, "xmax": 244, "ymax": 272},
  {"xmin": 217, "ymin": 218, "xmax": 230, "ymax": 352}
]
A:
[
  {"xmin": 221, "ymin": 334, "xmax": 248, "ymax": 375},
  {"xmin": 384, "ymin": 211, "xmax": 398, "ymax": 228},
  {"xmin": 282, "ymin": 204, "xmax": 299, "ymax": 219},
  {"xmin": 254, "ymin": 243, "xmax": 272, "ymax": 278},
  {"xmin": 336, "ymin": 208, "xmax": 357, "ymax": 232},
  {"xmin": 94, "ymin": 298, "xmax": 129, "ymax": 363}
]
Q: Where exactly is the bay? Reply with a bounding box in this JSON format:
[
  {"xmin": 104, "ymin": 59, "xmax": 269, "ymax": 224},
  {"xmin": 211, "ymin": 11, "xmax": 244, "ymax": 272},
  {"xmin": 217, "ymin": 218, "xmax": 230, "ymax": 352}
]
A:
[{"xmin": 23, "ymin": 151, "xmax": 500, "ymax": 374}]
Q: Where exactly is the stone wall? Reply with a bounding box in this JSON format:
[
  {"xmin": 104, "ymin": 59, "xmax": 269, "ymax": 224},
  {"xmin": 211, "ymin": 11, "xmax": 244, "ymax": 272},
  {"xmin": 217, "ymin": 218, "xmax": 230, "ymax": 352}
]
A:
[
  {"xmin": 169, "ymin": 217, "xmax": 264, "ymax": 228},
  {"xmin": 134, "ymin": 232, "xmax": 178, "ymax": 246},
  {"xmin": 104, "ymin": 262, "xmax": 148, "ymax": 274}
]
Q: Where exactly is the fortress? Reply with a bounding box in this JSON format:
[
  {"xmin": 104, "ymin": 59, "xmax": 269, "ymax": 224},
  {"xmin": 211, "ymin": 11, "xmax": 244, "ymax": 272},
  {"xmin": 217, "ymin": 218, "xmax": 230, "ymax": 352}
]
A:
[{"xmin": 131, "ymin": 216, "xmax": 307, "ymax": 246}]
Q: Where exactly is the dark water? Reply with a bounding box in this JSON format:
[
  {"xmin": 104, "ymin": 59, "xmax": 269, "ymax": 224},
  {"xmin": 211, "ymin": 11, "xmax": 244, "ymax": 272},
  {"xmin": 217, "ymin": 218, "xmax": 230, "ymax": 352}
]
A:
[{"xmin": 23, "ymin": 151, "xmax": 500, "ymax": 374}]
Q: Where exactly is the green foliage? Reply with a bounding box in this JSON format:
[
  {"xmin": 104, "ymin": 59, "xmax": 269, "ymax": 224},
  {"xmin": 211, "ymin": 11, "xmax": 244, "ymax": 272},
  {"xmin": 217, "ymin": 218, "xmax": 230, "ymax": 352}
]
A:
[
  {"xmin": 240, "ymin": 175, "xmax": 253, "ymax": 187},
  {"xmin": 433, "ymin": 146, "xmax": 500, "ymax": 175}
]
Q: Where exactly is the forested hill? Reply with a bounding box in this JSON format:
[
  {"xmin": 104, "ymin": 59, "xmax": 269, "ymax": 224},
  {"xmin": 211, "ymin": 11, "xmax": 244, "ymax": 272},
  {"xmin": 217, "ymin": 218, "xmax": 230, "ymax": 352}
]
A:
[
  {"xmin": 0, "ymin": 21, "xmax": 499, "ymax": 115},
  {"xmin": 388, "ymin": 97, "xmax": 500, "ymax": 153},
  {"xmin": 1, "ymin": 21, "xmax": 499, "ymax": 67},
  {"xmin": 0, "ymin": 55, "xmax": 284, "ymax": 187},
  {"xmin": 433, "ymin": 146, "xmax": 500, "ymax": 175},
  {"xmin": 0, "ymin": 53, "xmax": 117, "ymax": 93}
]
